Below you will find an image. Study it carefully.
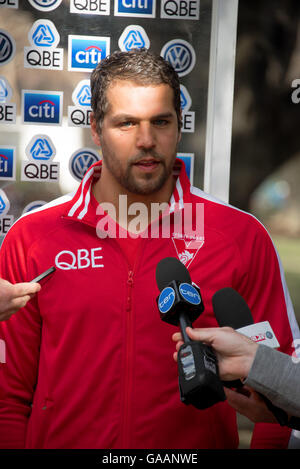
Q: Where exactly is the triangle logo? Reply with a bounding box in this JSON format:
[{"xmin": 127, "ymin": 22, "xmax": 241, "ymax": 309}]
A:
[{"xmin": 172, "ymin": 236, "xmax": 204, "ymax": 268}]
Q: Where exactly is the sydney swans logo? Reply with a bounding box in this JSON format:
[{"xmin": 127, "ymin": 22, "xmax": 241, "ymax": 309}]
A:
[{"xmin": 95, "ymin": 196, "xmax": 204, "ymax": 267}]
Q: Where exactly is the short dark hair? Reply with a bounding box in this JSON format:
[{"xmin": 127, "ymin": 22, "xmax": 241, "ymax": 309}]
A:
[{"xmin": 90, "ymin": 48, "xmax": 182, "ymax": 132}]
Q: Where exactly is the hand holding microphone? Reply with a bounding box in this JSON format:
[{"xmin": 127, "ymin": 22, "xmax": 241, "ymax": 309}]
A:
[
  {"xmin": 156, "ymin": 257, "xmax": 226, "ymax": 410},
  {"xmin": 173, "ymin": 326, "xmax": 258, "ymax": 382},
  {"xmin": 172, "ymin": 325, "xmax": 279, "ymax": 424},
  {"xmin": 173, "ymin": 287, "xmax": 294, "ymax": 426}
]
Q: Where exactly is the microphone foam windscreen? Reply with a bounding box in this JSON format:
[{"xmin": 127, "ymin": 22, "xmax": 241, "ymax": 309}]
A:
[
  {"xmin": 156, "ymin": 257, "xmax": 191, "ymax": 291},
  {"xmin": 212, "ymin": 287, "xmax": 253, "ymax": 329}
]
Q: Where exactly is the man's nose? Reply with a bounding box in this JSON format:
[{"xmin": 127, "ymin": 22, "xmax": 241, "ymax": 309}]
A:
[{"xmin": 136, "ymin": 122, "xmax": 156, "ymax": 149}]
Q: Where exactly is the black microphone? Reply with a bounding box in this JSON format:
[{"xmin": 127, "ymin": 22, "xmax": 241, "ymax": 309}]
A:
[
  {"xmin": 212, "ymin": 287, "xmax": 290, "ymax": 426},
  {"xmin": 156, "ymin": 256, "xmax": 202, "ymax": 343},
  {"xmin": 212, "ymin": 287, "xmax": 253, "ymax": 330},
  {"xmin": 212, "ymin": 288, "xmax": 255, "ymax": 389},
  {"xmin": 156, "ymin": 257, "xmax": 226, "ymax": 410}
]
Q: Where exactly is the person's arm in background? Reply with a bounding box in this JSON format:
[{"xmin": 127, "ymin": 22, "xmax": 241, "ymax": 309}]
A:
[
  {"xmin": 0, "ymin": 223, "xmax": 42, "ymax": 448},
  {"xmin": 173, "ymin": 327, "xmax": 300, "ymax": 420},
  {"xmin": 232, "ymin": 216, "xmax": 300, "ymax": 448},
  {"xmin": 0, "ymin": 278, "xmax": 40, "ymax": 321}
]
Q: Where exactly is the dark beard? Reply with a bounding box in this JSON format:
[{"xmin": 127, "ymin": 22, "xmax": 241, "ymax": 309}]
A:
[{"xmin": 102, "ymin": 149, "xmax": 176, "ymax": 195}]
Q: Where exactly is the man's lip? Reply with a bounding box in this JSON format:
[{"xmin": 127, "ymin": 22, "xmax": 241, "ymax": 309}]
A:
[
  {"xmin": 132, "ymin": 159, "xmax": 161, "ymax": 173},
  {"xmin": 133, "ymin": 159, "xmax": 160, "ymax": 165}
]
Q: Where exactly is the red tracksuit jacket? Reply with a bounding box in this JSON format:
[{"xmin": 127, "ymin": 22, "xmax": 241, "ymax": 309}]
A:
[{"xmin": 0, "ymin": 160, "xmax": 298, "ymax": 449}]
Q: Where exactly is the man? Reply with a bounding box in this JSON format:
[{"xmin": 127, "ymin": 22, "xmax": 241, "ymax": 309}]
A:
[
  {"xmin": 0, "ymin": 49, "xmax": 299, "ymax": 449},
  {"xmin": 0, "ymin": 278, "xmax": 40, "ymax": 322},
  {"xmin": 173, "ymin": 326, "xmax": 300, "ymax": 422}
]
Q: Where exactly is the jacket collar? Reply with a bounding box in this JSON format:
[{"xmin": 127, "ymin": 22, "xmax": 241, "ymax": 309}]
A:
[{"xmin": 65, "ymin": 158, "xmax": 192, "ymax": 226}]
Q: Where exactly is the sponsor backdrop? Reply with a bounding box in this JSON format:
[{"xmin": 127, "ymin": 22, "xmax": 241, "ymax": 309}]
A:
[{"xmin": 0, "ymin": 0, "xmax": 212, "ymax": 239}]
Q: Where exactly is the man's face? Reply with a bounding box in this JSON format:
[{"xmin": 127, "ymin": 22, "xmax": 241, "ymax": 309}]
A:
[{"xmin": 90, "ymin": 80, "xmax": 181, "ymax": 195}]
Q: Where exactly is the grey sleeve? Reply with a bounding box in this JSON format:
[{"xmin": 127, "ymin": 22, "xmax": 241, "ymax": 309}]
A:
[{"xmin": 244, "ymin": 345, "xmax": 300, "ymax": 418}]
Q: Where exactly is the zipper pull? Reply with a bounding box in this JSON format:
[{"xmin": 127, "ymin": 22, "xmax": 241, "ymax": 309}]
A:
[
  {"xmin": 126, "ymin": 271, "xmax": 134, "ymax": 311},
  {"xmin": 127, "ymin": 270, "xmax": 134, "ymax": 286}
]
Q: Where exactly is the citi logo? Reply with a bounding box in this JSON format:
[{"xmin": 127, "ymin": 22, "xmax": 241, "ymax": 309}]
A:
[
  {"xmin": 115, "ymin": 0, "xmax": 156, "ymax": 17},
  {"xmin": 0, "ymin": 147, "xmax": 15, "ymax": 181},
  {"xmin": 55, "ymin": 248, "xmax": 104, "ymax": 270},
  {"xmin": 22, "ymin": 90, "xmax": 63, "ymax": 125},
  {"xmin": 68, "ymin": 35, "xmax": 110, "ymax": 72},
  {"xmin": 30, "ymin": 100, "xmax": 55, "ymax": 118}
]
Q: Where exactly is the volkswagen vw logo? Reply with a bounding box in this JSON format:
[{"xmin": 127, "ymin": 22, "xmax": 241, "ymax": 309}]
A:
[
  {"xmin": 69, "ymin": 148, "xmax": 100, "ymax": 181},
  {"xmin": 161, "ymin": 39, "xmax": 196, "ymax": 77},
  {"xmin": 0, "ymin": 30, "xmax": 16, "ymax": 66},
  {"xmin": 28, "ymin": 0, "xmax": 62, "ymax": 11}
]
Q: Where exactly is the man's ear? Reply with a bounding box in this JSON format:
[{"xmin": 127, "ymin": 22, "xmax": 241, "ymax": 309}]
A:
[
  {"xmin": 177, "ymin": 129, "xmax": 182, "ymax": 144},
  {"xmin": 90, "ymin": 112, "xmax": 101, "ymax": 146},
  {"xmin": 177, "ymin": 110, "xmax": 182, "ymax": 143}
]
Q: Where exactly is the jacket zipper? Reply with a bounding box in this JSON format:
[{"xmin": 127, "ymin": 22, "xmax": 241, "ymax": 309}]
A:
[
  {"xmin": 122, "ymin": 269, "xmax": 134, "ymax": 448},
  {"xmin": 126, "ymin": 270, "xmax": 134, "ymax": 311}
]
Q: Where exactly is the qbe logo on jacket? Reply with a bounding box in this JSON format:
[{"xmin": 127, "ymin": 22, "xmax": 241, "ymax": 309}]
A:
[
  {"xmin": 22, "ymin": 90, "xmax": 63, "ymax": 125},
  {"xmin": 114, "ymin": 0, "xmax": 156, "ymax": 17},
  {"xmin": 68, "ymin": 35, "xmax": 110, "ymax": 72}
]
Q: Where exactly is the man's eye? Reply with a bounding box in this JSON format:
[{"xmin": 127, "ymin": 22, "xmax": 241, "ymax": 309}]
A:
[
  {"xmin": 120, "ymin": 121, "xmax": 133, "ymax": 128},
  {"xmin": 154, "ymin": 119, "xmax": 168, "ymax": 126}
]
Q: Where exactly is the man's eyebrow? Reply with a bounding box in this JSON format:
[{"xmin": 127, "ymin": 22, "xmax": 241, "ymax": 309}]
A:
[
  {"xmin": 151, "ymin": 112, "xmax": 175, "ymax": 120},
  {"xmin": 110, "ymin": 112, "xmax": 175, "ymax": 122},
  {"xmin": 110, "ymin": 114, "xmax": 135, "ymax": 122}
]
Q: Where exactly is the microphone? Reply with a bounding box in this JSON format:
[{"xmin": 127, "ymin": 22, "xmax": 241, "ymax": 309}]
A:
[
  {"xmin": 156, "ymin": 257, "xmax": 226, "ymax": 410},
  {"xmin": 212, "ymin": 287, "xmax": 289, "ymax": 426},
  {"xmin": 212, "ymin": 287, "xmax": 279, "ymax": 349}
]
